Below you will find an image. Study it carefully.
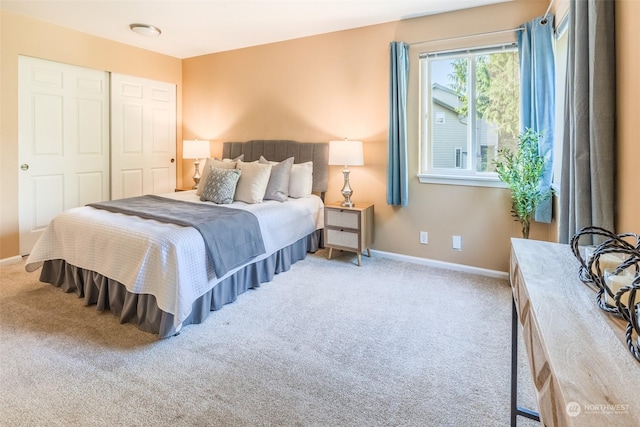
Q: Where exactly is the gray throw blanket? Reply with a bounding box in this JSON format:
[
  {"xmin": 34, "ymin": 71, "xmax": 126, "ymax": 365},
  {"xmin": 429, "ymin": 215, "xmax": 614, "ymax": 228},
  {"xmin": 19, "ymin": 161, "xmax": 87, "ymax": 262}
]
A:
[{"xmin": 88, "ymin": 195, "xmax": 265, "ymax": 278}]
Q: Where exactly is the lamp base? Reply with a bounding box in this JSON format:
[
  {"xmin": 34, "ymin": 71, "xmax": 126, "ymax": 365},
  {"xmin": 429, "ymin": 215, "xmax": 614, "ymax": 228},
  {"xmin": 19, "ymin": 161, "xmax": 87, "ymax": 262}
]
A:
[
  {"xmin": 192, "ymin": 159, "xmax": 202, "ymax": 190},
  {"xmin": 340, "ymin": 167, "xmax": 354, "ymax": 208}
]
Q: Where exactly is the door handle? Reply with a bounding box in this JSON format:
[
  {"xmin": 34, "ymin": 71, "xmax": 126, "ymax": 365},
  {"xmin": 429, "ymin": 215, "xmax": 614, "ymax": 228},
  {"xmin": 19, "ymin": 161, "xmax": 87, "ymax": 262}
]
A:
[
  {"xmin": 20, "ymin": 164, "xmax": 29, "ymax": 171},
  {"xmin": 170, "ymin": 158, "xmax": 175, "ymax": 163}
]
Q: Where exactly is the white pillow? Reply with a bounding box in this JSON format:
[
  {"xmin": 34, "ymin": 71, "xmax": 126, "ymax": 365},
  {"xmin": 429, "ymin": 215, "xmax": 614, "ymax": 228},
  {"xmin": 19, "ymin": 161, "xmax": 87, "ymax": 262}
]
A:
[
  {"xmin": 289, "ymin": 161, "xmax": 313, "ymax": 198},
  {"xmin": 196, "ymin": 157, "xmax": 239, "ymax": 196},
  {"xmin": 234, "ymin": 160, "xmax": 272, "ymax": 203}
]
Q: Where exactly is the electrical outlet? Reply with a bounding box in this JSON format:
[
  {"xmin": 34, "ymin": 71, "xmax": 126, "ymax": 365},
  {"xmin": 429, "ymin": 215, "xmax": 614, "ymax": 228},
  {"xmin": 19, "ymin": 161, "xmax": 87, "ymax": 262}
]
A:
[
  {"xmin": 452, "ymin": 235, "xmax": 462, "ymax": 250},
  {"xmin": 420, "ymin": 231, "xmax": 428, "ymax": 244}
]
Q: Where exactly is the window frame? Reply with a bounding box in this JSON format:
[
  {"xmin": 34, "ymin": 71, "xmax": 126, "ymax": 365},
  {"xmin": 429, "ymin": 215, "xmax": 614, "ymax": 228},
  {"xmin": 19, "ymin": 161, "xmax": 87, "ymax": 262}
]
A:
[
  {"xmin": 551, "ymin": 15, "xmax": 569, "ymax": 195},
  {"xmin": 418, "ymin": 43, "xmax": 519, "ymax": 188}
]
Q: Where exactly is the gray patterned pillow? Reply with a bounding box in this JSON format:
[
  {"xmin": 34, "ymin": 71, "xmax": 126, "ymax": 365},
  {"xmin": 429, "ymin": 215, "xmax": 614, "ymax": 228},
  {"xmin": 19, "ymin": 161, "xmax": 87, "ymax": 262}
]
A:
[
  {"xmin": 196, "ymin": 155, "xmax": 243, "ymax": 196},
  {"xmin": 199, "ymin": 167, "xmax": 241, "ymax": 204}
]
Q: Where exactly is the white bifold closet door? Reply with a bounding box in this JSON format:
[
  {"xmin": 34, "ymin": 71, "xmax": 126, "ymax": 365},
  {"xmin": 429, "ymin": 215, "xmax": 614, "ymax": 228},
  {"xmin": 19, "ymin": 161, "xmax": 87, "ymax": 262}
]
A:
[
  {"xmin": 110, "ymin": 73, "xmax": 176, "ymax": 200},
  {"xmin": 18, "ymin": 57, "xmax": 177, "ymax": 255},
  {"xmin": 18, "ymin": 56, "xmax": 110, "ymax": 255}
]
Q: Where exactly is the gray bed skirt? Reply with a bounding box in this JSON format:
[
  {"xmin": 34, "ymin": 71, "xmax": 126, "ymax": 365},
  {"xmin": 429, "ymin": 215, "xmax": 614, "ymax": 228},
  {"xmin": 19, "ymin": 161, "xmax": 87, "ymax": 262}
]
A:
[{"xmin": 38, "ymin": 230, "xmax": 321, "ymax": 338}]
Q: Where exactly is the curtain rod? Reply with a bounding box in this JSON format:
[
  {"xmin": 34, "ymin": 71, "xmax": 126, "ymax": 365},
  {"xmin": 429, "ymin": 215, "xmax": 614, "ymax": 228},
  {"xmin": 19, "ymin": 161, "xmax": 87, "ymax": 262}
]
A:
[
  {"xmin": 409, "ymin": 0, "xmax": 554, "ymax": 46},
  {"xmin": 408, "ymin": 27, "xmax": 524, "ymax": 46},
  {"xmin": 541, "ymin": 0, "xmax": 554, "ymax": 25}
]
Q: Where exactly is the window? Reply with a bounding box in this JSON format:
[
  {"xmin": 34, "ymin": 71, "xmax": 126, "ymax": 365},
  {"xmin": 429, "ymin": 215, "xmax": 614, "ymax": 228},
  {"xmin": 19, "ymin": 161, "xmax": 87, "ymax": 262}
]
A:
[
  {"xmin": 454, "ymin": 148, "xmax": 463, "ymax": 168},
  {"xmin": 419, "ymin": 44, "xmax": 519, "ymax": 186}
]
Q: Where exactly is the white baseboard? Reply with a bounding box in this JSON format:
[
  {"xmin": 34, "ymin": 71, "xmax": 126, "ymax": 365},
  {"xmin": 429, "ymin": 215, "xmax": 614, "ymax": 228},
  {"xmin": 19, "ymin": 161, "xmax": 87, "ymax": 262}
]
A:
[
  {"xmin": 0, "ymin": 255, "xmax": 24, "ymax": 267},
  {"xmin": 370, "ymin": 250, "xmax": 509, "ymax": 280}
]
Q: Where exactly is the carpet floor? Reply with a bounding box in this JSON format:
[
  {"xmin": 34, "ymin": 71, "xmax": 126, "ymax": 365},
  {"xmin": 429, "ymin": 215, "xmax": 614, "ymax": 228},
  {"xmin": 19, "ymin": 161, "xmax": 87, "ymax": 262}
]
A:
[{"xmin": 0, "ymin": 249, "xmax": 538, "ymax": 426}]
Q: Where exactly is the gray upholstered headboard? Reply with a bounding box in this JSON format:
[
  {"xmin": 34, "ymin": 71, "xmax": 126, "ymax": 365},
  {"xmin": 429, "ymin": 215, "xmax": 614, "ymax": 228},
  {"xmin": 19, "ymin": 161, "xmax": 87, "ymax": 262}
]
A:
[{"xmin": 222, "ymin": 140, "xmax": 329, "ymax": 195}]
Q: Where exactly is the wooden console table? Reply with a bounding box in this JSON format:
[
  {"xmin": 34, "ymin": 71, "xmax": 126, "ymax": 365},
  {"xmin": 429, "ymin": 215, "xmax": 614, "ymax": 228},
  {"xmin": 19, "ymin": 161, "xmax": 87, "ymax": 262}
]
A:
[{"xmin": 509, "ymin": 238, "xmax": 640, "ymax": 426}]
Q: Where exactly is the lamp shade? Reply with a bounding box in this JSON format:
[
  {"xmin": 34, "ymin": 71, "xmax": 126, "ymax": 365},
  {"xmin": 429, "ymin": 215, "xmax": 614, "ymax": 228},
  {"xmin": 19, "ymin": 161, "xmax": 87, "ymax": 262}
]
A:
[
  {"xmin": 183, "ymin": 139, "xmax": 210, "ymax": 159},
  {"xmin": 328, "ymin": 139, "xmax": 364, "ymax": 166}
]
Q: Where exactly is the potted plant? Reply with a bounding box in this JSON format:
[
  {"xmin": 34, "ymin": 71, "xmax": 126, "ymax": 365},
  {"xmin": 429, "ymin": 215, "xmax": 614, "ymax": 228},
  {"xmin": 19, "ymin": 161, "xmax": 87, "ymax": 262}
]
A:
[{"xmin": 494, "ymin": 128, "xmax": 551, "ymax": 239}]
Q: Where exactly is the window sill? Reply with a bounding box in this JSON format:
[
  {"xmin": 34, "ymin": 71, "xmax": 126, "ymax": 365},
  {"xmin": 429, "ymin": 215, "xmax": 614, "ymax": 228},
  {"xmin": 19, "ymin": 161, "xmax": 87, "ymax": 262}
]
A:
[{"xmin": 417, "ymin": 173, "xmax": 508, "ymax": 188}]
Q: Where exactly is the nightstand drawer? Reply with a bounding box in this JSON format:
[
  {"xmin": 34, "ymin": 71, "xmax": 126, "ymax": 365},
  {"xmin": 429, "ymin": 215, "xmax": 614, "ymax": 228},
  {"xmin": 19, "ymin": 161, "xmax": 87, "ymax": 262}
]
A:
[
  {"xmin": 325, "ymin": 209, "xmax": 359, "ymax": 229},
  {"xmin": 326, "ymin": 228, "xmax": 359, "ymax": 250}
]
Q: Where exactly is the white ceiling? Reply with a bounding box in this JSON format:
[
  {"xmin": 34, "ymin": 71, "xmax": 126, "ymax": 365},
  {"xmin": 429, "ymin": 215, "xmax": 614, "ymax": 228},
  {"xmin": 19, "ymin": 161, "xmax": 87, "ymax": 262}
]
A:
[{"xmin": 1, "ymin": 0, "xmax": 511, "ymax": 59}]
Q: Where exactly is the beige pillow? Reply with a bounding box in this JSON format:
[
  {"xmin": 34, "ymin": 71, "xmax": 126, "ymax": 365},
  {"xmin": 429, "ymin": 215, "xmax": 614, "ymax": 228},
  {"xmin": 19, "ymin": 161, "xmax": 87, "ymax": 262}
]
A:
[
  {"xmin": 289, "ymin": 161, "xmax": 313, "ymax": 198},
  {"xmin": 196, "ymin": 158, "xmax": 239, "ymax": 196},
  {"xmin": 234, "ymin": 160, "xmax": 272, "ymax": 203}
]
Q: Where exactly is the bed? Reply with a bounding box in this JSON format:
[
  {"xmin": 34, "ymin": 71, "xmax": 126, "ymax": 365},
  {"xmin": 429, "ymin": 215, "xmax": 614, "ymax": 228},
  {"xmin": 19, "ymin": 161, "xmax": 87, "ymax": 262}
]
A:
[{"xmin": 25, "ymin": 140, "xmax": 328, "ymax": 338}]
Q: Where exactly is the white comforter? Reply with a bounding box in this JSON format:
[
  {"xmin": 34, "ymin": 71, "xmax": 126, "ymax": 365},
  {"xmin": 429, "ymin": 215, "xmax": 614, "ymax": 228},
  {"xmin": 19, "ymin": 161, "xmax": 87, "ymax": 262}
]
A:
[{"xmin": 25, "ymin": 191, "xmax": 324, "ymax": 330}]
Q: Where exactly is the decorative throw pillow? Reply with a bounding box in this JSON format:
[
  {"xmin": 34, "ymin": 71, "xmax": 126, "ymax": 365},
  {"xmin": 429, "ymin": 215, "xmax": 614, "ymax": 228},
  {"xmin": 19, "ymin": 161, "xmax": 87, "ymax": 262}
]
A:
[
  {"xmin": 199, "ymin": 167, "xmax": 241, "ymax": 204},
  {"xmin": 259, "ymin": 156, "xmax": 294, "ymax": 202},
  {"xmin": 196, "ymin": 155, "xmax": 244, "ymax": 196},
  {"xmin": 289, "ymin": 161, "xmax": 313, "ymax": 198},
  {"xmin": 234, "ymin": 160, "xmax": 272, "ymax": 204}
]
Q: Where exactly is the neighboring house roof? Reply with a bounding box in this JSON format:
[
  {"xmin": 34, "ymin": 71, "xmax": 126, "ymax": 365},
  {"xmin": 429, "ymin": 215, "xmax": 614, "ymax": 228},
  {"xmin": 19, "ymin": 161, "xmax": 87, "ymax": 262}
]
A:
[
  {"xmin": 431, "ymin": 83, "xmax": 462, "ymax": 114},
  {"xmin": 432, "ymin": 97, "xmax": 459, "ymax": 112},
  {"xmin": 432, "ymin": 82, "xmax": 458, "ymax": 96}
]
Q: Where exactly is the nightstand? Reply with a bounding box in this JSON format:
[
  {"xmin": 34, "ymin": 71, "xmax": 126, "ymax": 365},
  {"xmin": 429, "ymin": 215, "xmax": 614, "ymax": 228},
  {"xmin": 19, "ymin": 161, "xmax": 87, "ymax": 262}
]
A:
[{"xmin": 324, "ymin": 202, "xmax": 374, "ymax": 266}]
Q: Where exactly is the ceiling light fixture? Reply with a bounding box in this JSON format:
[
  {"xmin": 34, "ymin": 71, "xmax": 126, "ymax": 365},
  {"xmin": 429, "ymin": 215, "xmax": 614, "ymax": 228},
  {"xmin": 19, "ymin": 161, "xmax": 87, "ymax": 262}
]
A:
[{"xmin": 129, "ymin": 23, "xmax": 161, "ymax": 37}]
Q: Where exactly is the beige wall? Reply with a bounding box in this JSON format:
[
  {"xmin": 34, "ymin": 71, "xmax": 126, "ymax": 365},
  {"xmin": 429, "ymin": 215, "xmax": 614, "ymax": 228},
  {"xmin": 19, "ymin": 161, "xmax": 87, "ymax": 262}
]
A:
[
  {"xmin": 616, "ymin": 0, "xmax": 640, "ymax": 234},
  {"xmin": 183, "ymin": 1, "xmax": 550, "ymax": 272},
  {"xmin": 0, "ymin": 11, "xmax": 183, "ymax": 259}
]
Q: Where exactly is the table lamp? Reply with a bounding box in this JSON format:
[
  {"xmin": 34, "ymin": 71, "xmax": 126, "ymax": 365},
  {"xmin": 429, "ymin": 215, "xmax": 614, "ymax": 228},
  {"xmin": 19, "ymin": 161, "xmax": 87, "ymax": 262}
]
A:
[
  {"xmin": 183, "ymin": 139, "xmax": 210, "ymax": 189},
  {"xmin": 329, "ymin": 138, "xmax": 364, "ymax": 208}
]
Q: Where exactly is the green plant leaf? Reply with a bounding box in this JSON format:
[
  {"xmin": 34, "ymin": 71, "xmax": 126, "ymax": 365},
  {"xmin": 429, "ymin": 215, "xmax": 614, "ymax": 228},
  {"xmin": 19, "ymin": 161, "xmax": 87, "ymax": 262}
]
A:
[{"xmin": 494, "ymin": 128, "xmax": 551, "ymax": 238}]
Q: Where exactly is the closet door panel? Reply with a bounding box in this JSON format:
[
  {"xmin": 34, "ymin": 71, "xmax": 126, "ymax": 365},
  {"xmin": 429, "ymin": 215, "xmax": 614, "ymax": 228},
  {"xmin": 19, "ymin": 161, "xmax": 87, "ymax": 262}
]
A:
[
  {"xmin": 18, "ymin": 56, "xmax": 109, "ymax": 255},
  {"xmin": 111, "ymin": 74, "xmax": 176, "ymax": 200}
]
